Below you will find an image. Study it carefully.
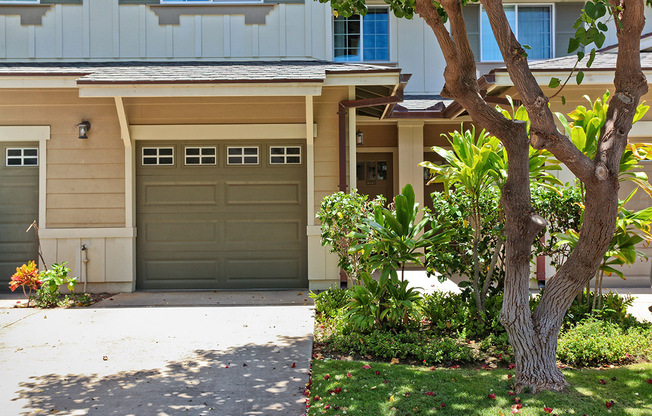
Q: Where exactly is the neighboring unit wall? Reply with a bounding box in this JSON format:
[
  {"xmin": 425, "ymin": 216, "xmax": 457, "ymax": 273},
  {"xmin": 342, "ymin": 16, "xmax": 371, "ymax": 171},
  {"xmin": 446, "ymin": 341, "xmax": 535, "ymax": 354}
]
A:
[
  {"xmin": 0, "ymin": 88, "xmax": 133, "ymax": 290},
  {"xmin": 309, "ymin": 86, "xmax": 349, "ymax": 289}
]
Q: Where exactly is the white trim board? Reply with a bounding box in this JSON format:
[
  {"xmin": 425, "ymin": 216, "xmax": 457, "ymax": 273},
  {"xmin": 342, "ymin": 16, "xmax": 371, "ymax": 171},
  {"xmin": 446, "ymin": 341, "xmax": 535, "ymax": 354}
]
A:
[
  {"xmin": 39, "ymin": 228, "xmax": 137, "ymax": 239},
  {"xmin": 130, "ymin": 124, "xmax": 318, "ymax": 141}
]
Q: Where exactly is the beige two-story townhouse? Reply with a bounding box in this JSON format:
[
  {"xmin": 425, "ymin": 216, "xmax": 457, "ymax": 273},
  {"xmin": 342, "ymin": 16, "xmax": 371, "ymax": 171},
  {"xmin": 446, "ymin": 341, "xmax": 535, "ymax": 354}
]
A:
[{"xmin": 0, "ymin": 0, "xmax": 650, "ymax": 292}]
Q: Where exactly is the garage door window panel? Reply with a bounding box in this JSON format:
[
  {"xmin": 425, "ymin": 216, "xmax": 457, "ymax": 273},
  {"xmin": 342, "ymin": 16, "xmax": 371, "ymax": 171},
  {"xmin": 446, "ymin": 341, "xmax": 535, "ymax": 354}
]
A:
[
  {"xmin": 185, "ymin": 147, "xmax": 216, "ymax": 166},
  {"xmin": 6, "ymin": 148, "xmax": 38, "ymax": 167},
  {"xmin": 270, "ymin": 146, "xmax": 301, "ymax": 165},
  {"xmin": 143, "ymin": 147, "xmax": 174, "ymax": 166},
  {"xmin": 227, "ymin": 146, "xmax": 259, "ymax": 165}
]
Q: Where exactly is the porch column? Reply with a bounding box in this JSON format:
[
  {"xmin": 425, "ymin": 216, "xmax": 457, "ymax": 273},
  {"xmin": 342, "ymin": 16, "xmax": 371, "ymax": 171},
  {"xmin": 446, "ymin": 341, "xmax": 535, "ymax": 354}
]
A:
[{"xmin": 397, "ymin": 120, "xmax": 425, "ymax": 209}]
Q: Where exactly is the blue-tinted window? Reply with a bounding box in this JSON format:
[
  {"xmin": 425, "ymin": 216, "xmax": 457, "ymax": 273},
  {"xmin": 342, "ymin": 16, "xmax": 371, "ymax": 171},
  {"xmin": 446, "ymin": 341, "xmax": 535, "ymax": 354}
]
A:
[
  {"xmin": 481, "ymin": 5, "xmax": 551, "ymax": 61},
  {"xmin": 518, "ymin": 7, "xmax": 551, "ymax": 60},
  {"xmin": 334, "ymin": 9, "xmax": 389, "ymax": 62}
]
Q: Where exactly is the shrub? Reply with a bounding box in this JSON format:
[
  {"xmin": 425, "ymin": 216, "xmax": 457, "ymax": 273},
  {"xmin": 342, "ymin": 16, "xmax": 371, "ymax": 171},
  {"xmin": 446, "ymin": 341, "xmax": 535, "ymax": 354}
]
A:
[
  {"xmin": 557, "ymin": 319, "xmax": 652, "ymax": 365},
  {"xmin": 324, "ymin": 329, "xmax": 476, "ymax": 364},
  {"xmin": 31, "ymin": 262, "xmax": 77, "ymax": 308},
  {"xmin": 9, "ymin": 261, "xmax": 41, "ymax": 302},
  {"xmin": 564, "ymin": 291, "xmax": 643, "ymax": 330},
  {"xmin": 316, "ymin": 190, "xmax": 383, "ymax": 284},
  {"xmin": 310, "ymin": 288, "xmax": 351, "ymax": 320}
]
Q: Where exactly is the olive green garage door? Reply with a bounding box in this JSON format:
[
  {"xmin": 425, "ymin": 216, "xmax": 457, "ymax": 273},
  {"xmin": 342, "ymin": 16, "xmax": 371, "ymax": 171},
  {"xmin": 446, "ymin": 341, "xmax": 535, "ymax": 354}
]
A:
[
  {"xmin": 136, "ymin": 140, "xmax": 307, "ymax": 290},
  {"xmin": 0, "ymin": 142, "xmax": 39, "ymax": 290}
]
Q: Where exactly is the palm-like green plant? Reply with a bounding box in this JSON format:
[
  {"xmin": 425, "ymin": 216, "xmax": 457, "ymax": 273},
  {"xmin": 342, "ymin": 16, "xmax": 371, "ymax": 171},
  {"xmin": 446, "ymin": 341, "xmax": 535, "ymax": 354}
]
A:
[
  {"xmin": 421, "ymin": 124, "xmax": 560, "ymax": 316},
  {"xmin": 556, "ymin": 91, "xmax": 652, "ymax": 197},
  {"xmin": 555, "ymin": 190, "xmax": 652, "ymax": 309},
  {"xmin": 552, "ymin": 92, "xmax": 652, "ymax": 309},
  {"xmin": 346, "ymin": 184, "xmax": 451, "ymax": 331}
]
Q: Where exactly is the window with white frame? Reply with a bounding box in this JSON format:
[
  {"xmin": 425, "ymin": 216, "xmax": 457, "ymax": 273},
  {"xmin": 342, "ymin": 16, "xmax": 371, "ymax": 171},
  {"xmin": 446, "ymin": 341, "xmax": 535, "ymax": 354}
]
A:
[
  {"xmin": 270, "ymin": 146, "xmax": 301, "ymax": 165},
  {"xmin": 481, "ymin": 4, "xmax": 552, "ymax": 61},
  {"xmin": 161, "ymin": 0, "xmax": 262, "ymax": 3},
  {"xmin": 142, "ymin": 147, "xmax": 174, "ymax": 166},
  {"xmin": 185, "ymin": 147, "xmax": 216, "ymax": 165},
  {"xmin": 334, "ymin": 8, "xmax": 389, "ymax": 62},
  {"xmin": 6, "ymin": 148, "xmax": 38, "ymax": 167},
  {"xmin": 227, "ymin": 147, "xmax": 259, "ymax": 165}
]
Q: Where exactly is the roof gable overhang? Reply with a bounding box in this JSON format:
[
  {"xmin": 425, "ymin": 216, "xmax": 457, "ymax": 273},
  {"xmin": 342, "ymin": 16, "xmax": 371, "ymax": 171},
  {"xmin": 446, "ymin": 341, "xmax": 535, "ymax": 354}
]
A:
[{"xmin": 0, "ymin": 61, "xmax": 402, "ymax": 99}]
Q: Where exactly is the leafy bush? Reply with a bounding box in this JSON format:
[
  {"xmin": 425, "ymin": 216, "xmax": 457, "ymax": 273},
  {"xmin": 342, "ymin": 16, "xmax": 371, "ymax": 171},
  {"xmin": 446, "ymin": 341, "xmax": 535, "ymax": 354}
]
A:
[
  {"xmin": 9, "ymin": 261, "xmax": 41, "ymax": 302},
  {"xmin": 317, "ymin": 190, "xmax": 382, "ymax": 284},
  {"xmin": 310, "ymin": 288, "xmax": 351, "ymax": 320},
  {"xmin": 419, "ymin": 291, "xmax": 470, "ymax": 335},
  {"xmin": 564, "ymin": 291, "xmax": 643, "ymax": 330},
  {"xmin": 324, "ymin": 329, "xmax": 476, "ymax": 364},
  {"xmin": 557, "ymin": 319, "xmax": 652, "ymax": 365},
  {"xmin": 346, "ymin": 272, "xmax": 422, "ymax": 332},
  {"xmin": 31, "ymin": 262, "xmax": 78, "ymax": 308}
]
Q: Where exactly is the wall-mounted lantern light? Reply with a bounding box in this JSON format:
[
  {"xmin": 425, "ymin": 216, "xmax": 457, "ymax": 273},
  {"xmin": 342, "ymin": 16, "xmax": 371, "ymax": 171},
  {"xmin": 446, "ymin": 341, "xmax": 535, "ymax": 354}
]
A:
[
  {"xmin": 77, "ymin": 121, "xmax": 91, "ymax": 139},
  {"xmin": 356, "ymin": 130, "xmax": 364, "ymax": 146}
]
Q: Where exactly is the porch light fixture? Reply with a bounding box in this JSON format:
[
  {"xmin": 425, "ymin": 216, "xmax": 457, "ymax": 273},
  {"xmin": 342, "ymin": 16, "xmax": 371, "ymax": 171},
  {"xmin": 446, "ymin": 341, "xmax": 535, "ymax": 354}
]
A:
[
  {"xmin": 356, "ymin": 130, "xmax": 364, "ymax": 146},
  {"xmin": 77, "ymin": 121, "xmax": 91, "ymax": 139}
]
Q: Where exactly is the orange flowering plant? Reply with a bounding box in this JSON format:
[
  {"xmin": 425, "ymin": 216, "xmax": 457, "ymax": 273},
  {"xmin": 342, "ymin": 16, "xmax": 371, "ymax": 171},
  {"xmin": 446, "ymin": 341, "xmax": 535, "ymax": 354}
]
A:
[{"xmin": 9, "ymin": 261, "xmax": 42, "ymax": 301}]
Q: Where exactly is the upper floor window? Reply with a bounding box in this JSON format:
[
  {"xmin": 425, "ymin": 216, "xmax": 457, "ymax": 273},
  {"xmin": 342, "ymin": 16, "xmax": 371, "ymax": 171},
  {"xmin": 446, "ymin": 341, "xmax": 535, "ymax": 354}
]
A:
[
  {"xmin": 481, "ymin": 5, "xmax": 552, "ymax": 61},
  {"xmin": 334, "ymin": 8, "xmax": 389, "ymax": 62},
  {"xmin": 161, "ymin": 0, "xmax": 263, "ymax": 3}
]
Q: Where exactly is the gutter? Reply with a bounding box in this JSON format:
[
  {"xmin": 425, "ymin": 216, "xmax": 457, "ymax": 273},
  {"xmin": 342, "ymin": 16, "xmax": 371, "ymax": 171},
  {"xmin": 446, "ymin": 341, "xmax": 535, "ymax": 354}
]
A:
[{"xmin": 336, "ymin": 74, "xmax": 410, "ymax": 192}]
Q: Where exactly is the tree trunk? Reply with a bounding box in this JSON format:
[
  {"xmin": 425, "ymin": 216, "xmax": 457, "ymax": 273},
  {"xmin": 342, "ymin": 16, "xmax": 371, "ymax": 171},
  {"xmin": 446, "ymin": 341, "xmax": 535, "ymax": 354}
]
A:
[{"xmin": 414, "ymin": 0, "xmax": 647, "ymax": 393}]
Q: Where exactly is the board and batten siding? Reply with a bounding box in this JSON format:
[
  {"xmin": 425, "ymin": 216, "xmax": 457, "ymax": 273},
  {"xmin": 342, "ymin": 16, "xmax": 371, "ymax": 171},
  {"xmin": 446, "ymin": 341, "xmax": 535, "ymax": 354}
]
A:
[{"xmin": 0, "ymin": 1, "xmax": 331, "ymax": 61}]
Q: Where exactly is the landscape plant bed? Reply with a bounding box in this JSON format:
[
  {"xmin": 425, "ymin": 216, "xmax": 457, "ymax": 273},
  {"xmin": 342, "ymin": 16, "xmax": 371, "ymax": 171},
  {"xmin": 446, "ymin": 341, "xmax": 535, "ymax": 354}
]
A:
[
  {"xmin": 305, "ymin": 360, "xmax": 652, "ymax": 416},
  {"xmin": 13, "ymin": 292, "xmax": 115, "ymax": 308}
]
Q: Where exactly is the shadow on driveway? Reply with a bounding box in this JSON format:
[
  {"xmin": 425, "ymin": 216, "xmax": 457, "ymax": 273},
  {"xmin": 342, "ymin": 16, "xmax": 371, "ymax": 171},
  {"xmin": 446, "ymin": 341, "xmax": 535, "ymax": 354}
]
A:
[{"xmin": 13, "ymin": 336, "xmax": 310, "ymax": 416}]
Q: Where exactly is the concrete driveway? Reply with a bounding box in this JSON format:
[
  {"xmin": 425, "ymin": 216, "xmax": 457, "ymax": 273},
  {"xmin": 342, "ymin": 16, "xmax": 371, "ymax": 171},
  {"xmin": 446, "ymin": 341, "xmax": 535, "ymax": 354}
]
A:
[{"xmin": 0, "ymin": 291, "xmax": 314, "ymax": 416}]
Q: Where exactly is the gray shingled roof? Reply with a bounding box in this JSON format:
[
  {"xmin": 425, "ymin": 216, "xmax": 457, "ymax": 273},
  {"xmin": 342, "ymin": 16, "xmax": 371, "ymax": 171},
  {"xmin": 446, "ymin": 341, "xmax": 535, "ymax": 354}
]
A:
[
  {"xmin": 500, "ymin": 51, "xmax": 652, "ymax": 72},
  {"xmin": 0, "ymin": 61, "xmax": 399, "ymax": 83},
  {"xmin": 394, "ymin": 95, "xmax": 454, "ymax": 111}
]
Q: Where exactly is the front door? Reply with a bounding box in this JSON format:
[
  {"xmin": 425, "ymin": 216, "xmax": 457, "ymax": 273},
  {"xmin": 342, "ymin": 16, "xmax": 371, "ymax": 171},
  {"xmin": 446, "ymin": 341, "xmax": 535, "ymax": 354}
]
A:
[{"xmin": 356, "ymin": 152, "xmax": 393, "ymax": 202}]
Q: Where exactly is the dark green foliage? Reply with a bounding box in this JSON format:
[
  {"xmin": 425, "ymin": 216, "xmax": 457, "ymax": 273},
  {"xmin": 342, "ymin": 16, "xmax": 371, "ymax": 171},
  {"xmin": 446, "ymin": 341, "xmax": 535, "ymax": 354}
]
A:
[
  {"xmin": 426, "ymin": 187, "xmax": 504, "ymax": 287},
  {"xmin": 530, "ymin": 182, "xmax": 584, "ymax": 269},
  {"xmin": 313, "ymin": 287, "xmax": 650, "ymax": 366},
  {"xmin": 557, "ymin": 319, "xmax": 652, "ymax": 365},
  {"xmin": 325, "ymin": 329, "xmax": 476, "ymax": 364},
  {"xmin": 310, "ymin": 288, "xmax": 352, "ymax": 320},
  {"xmin": 317, "ymin": 190, "xmax": 383, "ymax": 283},
  {"xmin": 564, "ymin": 291, "xmax": 646, "ymax": 331}
]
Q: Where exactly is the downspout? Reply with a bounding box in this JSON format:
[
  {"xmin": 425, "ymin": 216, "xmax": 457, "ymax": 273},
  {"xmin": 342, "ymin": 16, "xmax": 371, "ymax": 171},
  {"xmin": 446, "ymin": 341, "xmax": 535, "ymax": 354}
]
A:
[{"xmin": 336, "ymin": 75, "xmax": 409, "ymax": 191}]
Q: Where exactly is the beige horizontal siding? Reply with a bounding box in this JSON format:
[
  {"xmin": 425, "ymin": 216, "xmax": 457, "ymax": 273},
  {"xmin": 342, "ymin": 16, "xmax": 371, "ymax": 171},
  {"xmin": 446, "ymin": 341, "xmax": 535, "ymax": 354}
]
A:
[
  {"xmin": 313, "ymin": 86, "xmax": 348, "ymax": 217},
  {"xmin": 0, "ymin": 89, "xmax": 125, "ymax": 229}
]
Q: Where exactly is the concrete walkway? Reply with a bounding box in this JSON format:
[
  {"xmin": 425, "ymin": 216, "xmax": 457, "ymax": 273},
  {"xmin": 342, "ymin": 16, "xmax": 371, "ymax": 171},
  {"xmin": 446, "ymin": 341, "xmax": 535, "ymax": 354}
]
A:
[{"xmin": 0, "ymin": 291, "xmax": 314, "ymax": 416}]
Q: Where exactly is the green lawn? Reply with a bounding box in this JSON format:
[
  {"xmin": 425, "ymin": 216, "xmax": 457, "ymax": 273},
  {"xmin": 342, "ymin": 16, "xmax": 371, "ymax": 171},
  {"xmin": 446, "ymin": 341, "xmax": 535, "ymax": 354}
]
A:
[{"xmin": 306, "ymin": 361, "xmax": 652, "ymax": 415}]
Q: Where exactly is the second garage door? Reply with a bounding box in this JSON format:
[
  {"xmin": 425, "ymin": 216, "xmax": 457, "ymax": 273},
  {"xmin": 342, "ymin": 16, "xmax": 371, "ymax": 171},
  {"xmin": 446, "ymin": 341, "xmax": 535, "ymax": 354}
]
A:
[
  {"xmin": 136, "ymin": 140, "xmax": 307, "ymax": 290},
  {"xmin": 0, "ymin": 142, "xmax": 39, "ymax": 291}
]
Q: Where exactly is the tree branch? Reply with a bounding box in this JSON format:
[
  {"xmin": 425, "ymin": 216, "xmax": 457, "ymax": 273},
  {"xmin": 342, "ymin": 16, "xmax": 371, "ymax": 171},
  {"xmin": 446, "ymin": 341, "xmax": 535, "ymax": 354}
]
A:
[{"xmin": 480, "ymin": 0, "xmax": 595, "ymax": 183}]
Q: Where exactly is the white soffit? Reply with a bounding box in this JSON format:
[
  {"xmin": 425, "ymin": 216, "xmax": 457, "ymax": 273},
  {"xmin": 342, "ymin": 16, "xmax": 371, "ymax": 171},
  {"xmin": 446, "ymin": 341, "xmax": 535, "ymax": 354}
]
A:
[{"xmin": 78, "ymin": 83, "xmax": 323, "ymax": 97}]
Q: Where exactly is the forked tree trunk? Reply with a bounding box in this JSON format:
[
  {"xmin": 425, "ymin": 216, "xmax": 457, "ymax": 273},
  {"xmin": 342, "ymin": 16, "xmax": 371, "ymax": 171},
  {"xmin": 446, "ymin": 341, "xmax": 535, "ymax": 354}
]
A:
[{"xmin": 414, "ymin": 0, "xmax": 647, "ymax": 393}]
